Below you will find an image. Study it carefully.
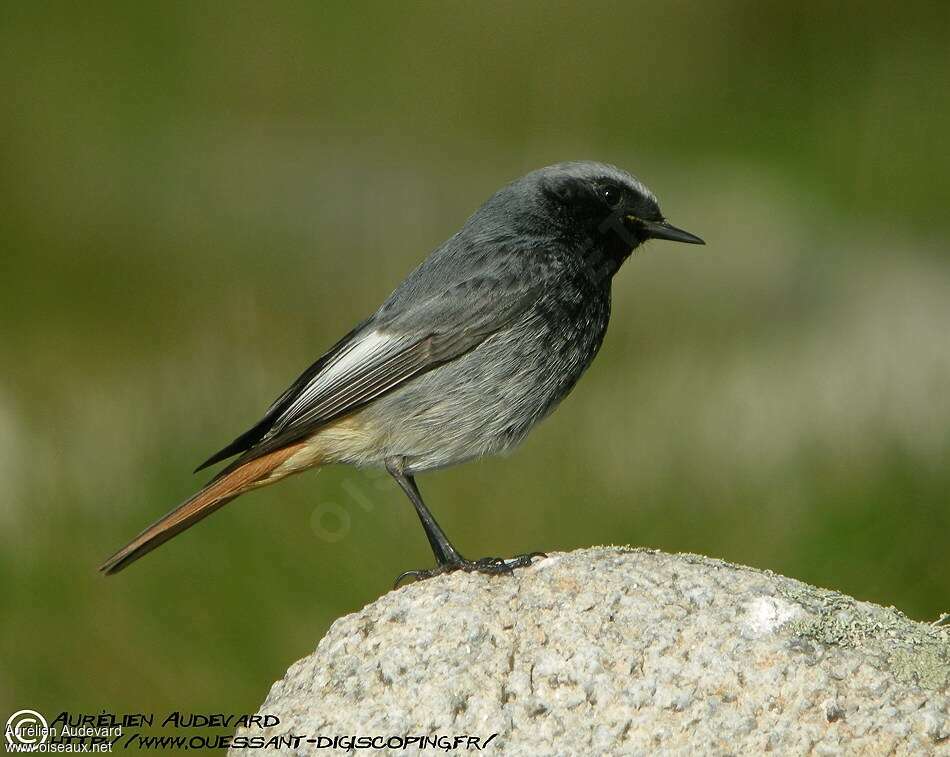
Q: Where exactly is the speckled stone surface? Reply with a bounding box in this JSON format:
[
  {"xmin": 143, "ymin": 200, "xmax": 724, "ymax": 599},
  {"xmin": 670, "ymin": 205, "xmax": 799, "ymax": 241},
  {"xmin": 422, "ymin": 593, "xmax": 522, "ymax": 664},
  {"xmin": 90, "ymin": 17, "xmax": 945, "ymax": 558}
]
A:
[{"xmin": 232, "ymin": 548, "xmax": 949, "ymax": 755}]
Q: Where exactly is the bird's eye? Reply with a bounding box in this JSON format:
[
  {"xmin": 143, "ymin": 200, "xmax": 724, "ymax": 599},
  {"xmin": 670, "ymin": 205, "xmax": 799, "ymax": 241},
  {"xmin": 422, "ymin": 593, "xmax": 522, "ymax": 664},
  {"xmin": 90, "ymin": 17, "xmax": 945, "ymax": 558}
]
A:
[{"xmin": 602, "ymin": 185, "xmax": 623, "ymax": 207}]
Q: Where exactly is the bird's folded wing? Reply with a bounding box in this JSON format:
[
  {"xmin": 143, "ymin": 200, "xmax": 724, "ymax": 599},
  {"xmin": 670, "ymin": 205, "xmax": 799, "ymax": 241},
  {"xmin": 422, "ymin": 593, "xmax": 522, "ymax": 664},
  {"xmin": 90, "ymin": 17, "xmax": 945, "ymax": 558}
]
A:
[{"xmin": 200, "ymin": 273, "xmax": 542, "ymax": 475}]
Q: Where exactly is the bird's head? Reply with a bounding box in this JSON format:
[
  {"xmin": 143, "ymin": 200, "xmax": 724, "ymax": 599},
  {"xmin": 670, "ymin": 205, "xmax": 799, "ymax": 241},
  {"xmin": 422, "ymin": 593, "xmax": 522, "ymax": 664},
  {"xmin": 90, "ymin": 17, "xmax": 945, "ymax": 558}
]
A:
[{"xmin": 483, "ymin": 161, "xmax": 704, "ymax": 278}]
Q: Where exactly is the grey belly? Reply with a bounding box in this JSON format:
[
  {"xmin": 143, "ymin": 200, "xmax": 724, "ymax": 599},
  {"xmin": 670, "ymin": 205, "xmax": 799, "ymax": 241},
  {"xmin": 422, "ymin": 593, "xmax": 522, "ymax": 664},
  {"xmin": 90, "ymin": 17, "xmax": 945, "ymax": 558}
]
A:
[{"xmin": 350, "ymin": 311, "xmax": 605, "ymax": 473}]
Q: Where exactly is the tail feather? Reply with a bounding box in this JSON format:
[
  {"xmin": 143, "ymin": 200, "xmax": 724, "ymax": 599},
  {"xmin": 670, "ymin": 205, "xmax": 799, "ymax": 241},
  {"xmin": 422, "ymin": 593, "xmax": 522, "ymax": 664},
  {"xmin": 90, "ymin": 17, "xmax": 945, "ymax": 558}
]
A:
[{"xmin": 100, "ymin": 443, "xmax": 305, "ymax": 575}]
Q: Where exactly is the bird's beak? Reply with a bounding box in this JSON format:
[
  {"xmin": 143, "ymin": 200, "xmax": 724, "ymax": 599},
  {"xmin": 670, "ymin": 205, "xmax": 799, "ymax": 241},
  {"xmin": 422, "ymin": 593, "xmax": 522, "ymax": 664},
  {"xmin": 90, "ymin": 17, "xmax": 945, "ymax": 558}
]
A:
[{"xmin": 633, "ymin": 218, "xmax": 705, "ymax": 245}]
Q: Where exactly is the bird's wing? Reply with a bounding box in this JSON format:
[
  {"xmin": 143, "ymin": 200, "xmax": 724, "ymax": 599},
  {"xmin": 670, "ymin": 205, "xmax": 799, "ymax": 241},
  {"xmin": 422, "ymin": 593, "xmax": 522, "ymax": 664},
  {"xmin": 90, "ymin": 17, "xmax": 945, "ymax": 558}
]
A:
[
  {"xmin": 193, "ymin": 322, "xmax": 369, "ymax": 472},
  {"xmin": 198, "ymin": 272, "xmax": 542, "ymax": 475}
]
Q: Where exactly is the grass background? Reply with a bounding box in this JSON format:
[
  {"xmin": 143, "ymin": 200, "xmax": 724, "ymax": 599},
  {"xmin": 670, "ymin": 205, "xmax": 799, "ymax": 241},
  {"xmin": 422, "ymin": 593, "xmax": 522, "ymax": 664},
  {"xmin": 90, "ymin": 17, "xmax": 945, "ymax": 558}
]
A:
[{"xmin": 2, "ymin": 0, "xmax": 949, "ymax": 744}]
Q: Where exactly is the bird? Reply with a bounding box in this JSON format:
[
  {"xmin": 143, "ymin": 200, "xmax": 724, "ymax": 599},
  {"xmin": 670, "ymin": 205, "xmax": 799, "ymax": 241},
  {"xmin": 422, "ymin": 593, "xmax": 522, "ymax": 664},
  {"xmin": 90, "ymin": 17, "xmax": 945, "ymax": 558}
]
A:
[{"xmin": 100, "ymin": 161, "xmax": 703, "ymax": 584}]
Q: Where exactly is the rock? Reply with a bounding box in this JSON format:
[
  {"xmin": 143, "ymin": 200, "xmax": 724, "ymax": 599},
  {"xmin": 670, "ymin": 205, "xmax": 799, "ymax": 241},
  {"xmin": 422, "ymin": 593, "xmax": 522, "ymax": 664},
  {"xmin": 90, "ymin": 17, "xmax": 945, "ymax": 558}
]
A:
[{"xmin": 231, "ymin": 547, "xmax": 949, "ymax": 755}]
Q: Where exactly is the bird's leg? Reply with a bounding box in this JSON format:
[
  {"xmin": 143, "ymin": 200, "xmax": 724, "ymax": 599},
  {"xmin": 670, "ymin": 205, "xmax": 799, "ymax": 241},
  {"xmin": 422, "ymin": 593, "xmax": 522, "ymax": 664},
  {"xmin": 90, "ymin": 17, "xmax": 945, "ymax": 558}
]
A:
[
  {"xmin": 385, "ymin": 457, "xmax": 545, "ymax": 588},
  {"xmin": 390, "ymin": 463, "xmax": 462, "ymax": 566}
]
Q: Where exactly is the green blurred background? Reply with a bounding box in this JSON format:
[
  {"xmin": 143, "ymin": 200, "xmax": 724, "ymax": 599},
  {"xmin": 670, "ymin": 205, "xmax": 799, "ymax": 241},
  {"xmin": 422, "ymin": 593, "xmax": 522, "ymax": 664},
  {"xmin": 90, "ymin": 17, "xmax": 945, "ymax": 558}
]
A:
[{"xmin": 2, "ymin": 0, "xmax": 949, "ymax": 741}]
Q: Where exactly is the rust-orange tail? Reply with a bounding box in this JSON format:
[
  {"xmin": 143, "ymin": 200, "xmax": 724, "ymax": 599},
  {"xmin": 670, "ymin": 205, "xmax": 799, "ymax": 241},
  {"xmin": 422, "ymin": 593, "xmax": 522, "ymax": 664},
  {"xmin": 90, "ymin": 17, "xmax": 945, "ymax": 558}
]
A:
[{"xmin": 99, "ymin": 443, "xmax": 305, "ymax": 575}]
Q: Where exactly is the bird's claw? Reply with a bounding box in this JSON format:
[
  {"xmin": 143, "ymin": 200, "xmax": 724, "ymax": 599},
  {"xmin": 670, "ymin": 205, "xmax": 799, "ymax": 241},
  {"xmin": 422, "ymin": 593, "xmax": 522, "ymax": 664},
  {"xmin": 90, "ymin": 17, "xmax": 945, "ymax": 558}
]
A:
[{"xmin": 393, "ymin": 551, "xmax": 547, "ymax": 588}]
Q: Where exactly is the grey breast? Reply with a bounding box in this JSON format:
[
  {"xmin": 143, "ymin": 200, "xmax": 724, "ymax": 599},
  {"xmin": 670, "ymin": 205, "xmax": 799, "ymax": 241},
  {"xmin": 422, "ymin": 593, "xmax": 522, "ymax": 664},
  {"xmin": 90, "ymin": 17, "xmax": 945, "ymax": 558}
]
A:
[{"xmin": 361, "ymin": 275, "xmax": 612, "ymax": 474}]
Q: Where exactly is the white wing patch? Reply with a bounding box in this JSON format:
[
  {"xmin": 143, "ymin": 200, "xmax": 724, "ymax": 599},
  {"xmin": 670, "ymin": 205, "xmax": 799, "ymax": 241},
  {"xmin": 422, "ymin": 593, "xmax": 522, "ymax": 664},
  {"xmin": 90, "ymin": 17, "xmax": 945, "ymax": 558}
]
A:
[{"xmin": 268, "ymin": 330, "xmax": 415, "ymax": 435}]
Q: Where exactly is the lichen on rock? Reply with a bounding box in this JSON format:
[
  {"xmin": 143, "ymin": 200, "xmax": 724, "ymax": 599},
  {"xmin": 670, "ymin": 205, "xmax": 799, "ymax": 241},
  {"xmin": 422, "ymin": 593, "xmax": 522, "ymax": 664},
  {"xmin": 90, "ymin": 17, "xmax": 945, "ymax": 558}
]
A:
[{"xmin": 232, "ymin": 547, "xmax": 949, "ymax": 755}]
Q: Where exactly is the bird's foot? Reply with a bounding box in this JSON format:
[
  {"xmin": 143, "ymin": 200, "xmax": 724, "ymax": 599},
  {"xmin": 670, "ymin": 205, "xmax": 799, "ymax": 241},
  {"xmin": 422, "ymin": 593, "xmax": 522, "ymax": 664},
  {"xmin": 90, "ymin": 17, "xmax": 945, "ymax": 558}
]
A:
[{"xmin": 394, "ymin": 551, "xmax": 547, "ymax": 588}]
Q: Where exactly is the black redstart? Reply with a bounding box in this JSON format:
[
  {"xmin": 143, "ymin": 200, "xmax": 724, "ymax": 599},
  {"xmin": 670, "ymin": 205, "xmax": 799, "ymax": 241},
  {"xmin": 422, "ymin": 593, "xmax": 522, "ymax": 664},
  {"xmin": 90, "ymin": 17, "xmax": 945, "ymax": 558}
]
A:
[{"xmin": 100, "ymin": 161, "xmax": 703, "ymax": 583}]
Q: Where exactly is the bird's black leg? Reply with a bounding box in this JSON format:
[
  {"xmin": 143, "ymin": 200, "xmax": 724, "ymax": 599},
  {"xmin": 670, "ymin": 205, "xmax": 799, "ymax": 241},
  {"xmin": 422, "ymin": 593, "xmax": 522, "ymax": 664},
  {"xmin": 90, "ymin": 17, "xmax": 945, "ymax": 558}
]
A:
[
  {"xmin": 390, "ymin": 464, "xmax": 462, "ymax": 567},
  {"xmin": 385, "ymin": 458, "xmax": 545, "ymax": 587}
]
